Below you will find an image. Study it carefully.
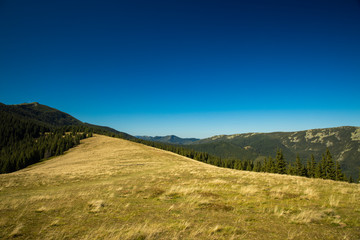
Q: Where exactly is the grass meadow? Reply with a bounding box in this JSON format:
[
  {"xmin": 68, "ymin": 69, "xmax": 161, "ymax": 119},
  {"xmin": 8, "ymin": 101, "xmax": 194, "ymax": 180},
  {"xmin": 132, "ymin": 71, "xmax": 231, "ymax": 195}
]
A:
[{"xmin": 0, "ymin": 135, "xmax": 359, "ymax": 239}]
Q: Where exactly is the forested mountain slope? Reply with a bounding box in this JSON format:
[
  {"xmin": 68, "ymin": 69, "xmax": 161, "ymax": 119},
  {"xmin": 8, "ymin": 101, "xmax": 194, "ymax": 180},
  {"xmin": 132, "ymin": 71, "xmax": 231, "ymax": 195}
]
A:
[
  {"xmin": 0, "ymin": 102, "xmax": 132, "ymax": 137},
  {"xmin": 0, "ymin": 102, "xmax": 133, "ymax": 173},
  {"xmin": 0, "ymin": 102, "xmax": 81, "ymax": 126},
  {"xmin": 188, "ymin": 127, "xmax": 360, "ymax": 179}
]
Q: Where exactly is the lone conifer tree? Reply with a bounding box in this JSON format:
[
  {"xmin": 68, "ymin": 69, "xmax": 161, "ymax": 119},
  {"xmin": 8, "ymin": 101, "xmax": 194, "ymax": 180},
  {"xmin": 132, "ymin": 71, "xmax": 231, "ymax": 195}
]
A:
[
  {"xmin": 335, "ymin": 161, "xmax": 344, "ymax": 181},
  {"xmin": 295, "ymin": 154, "xmax": 302, "ymax": 176},
  {"xmin": 324, "ymin": 148, "xmax": 336, "ymax": 180},
  {"xmin": 275, "ymin": 149, "xmax": 286, "ymax": 174}
]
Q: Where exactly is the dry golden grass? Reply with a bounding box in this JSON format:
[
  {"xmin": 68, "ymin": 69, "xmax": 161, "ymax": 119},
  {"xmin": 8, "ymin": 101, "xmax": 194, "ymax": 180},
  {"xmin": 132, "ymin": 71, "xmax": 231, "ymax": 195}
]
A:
[{"xmin": 0, "ymin": 134, "xmax": 360, "ymax": 239}]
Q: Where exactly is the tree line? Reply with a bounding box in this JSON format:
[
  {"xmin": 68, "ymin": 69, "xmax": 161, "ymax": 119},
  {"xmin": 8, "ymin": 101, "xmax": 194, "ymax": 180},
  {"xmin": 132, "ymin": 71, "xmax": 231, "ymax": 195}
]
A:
[
  {"xmin": 132, "ymin": 138, "xmax": 354, "ymax": 183},
  {"xmin": 0, "ymin": 108, "xmax": 96, "ymax": 173},
  {"xmin": 1, "ymin": 121, "xmax": 134, "ymax": 174},
  {"xmin": 0, "ymin": 104, "xmax": 132, "ymax": 174},
  {"xmin": 0, "ymin": 130, "xmax": 92, "ymax": 173},
  {"xmin": 0, "ymin": 107, "xmax": 50, "ymax": 150},
  {"xmin": 0, "ymin": 109, "xmax": 132, "ymax": 174}
]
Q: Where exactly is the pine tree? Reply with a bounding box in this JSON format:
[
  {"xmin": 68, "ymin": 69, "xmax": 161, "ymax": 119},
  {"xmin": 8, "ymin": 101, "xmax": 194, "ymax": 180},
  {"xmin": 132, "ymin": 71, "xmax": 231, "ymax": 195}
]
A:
[
  {"xmin": 320, "ymin": 153, "xmax": 326, "ymax": 175},
  {"xmin": 324, "ymin": 148, "xmax": 336, "ymax": 180},
  {"xmin": 268, "ymin": 157, "xmax": 275, "ymax": 173},
  {"xmin": 335, "ymin": 161, "xmax": 344, "ymax": 181},
  {"xmin": 287, "ymin": 162, "xmax": 295, "ymax": 175},
  {"xmin": 295, "ymin": 154, "xmax": 302, "ymax": 176},
  {"xmin": 253, "ymin": 161, "xmax": 262, "ymax": 172},
  {"xmin": 315, "ymin": 161, "xmax": 323, "ymax": 179},
  {"xmin": 262, "ymin": 157, "xmax": 268, "ymax": 172},
  {"xmin": 234, "ymin": 160, "xmax": 241, "ymax": 170},
  {"xmin": 349, "ymin": 176, "xmax": 354, "ymax": 183},
  {"xmin": 308, "ymin": 154, "xmax": 316, "ymax": 178},
  {"xmin": 301, "ymin": 165, "xmax": 308, "ymax": 177},
  {"xmin": 275, "ymin": 149, "xmax": 286, "ymax": 174},
  {"xmin": 246, "ymin": 160, "xmax": 253, "ymax": 171}
]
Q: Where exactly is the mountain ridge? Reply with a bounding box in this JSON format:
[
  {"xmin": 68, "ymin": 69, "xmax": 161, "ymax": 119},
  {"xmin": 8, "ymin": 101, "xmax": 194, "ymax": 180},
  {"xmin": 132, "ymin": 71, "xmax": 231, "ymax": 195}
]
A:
[
  {"xmin": 187, "ymin": 126, "xmax": 360, "ymax": 180},
  {"xmin": 2, "ymin": 102, "xmax": 82, "ymax": 126},
  {"xmin": 196, "ymin": 126, "xmax": 359, "ymax": 141},
  {"xmin": 136, "ymin": 135, "xmax": 200, "ymax": 145},
  {"xmin": 1, "ymin": 102, "xmax": 132, "ymax": 138}
]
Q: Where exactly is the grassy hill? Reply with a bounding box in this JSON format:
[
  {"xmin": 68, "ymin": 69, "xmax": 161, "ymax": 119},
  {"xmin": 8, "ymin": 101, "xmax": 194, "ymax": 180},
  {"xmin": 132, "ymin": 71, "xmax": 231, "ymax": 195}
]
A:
[
  {"xmin": 1, "ymin": 135, "xmax": 359, "ymax": 239},
  {"xmin": 189, "ymin": 127, "xmax": 360, "ymax": 180}
]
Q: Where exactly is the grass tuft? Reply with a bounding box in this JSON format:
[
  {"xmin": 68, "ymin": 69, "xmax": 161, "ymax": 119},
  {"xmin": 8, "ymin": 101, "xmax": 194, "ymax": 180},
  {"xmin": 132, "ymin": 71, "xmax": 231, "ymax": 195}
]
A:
[
  {"xmin": 197, "ymin": 202, "xmax": 234, "ymax": 211},
  {"xmin": 290, "ymin": 209, "xmax": 324, "ymax": 224},
  {"xmin": 88, "ymin": 200, "xmax": 105, "ymax": 213},
  {"xmin": 9, "ymin": 223, "xmax": 23, "ymax": 237}
]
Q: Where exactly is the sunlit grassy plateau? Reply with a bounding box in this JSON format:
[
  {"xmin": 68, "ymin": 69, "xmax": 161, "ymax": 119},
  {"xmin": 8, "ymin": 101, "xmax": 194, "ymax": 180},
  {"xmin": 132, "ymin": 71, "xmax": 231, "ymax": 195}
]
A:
[{"xmin": 0, "ymin": 135, "xmax": 359, "ymax": 239}]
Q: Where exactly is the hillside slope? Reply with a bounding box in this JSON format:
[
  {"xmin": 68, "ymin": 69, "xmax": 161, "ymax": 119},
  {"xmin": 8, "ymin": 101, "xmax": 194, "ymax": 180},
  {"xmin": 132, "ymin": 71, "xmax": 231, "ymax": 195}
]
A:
[
  {"xmin": 189, "ymin": 126, "xmax": 360, "ymax": 179},
  {"xmin": 0, "ymin": 102, "xmax": 82, "ymax": 126},
  {"xmin": 0, "ymin": 102, "xmax": 132, "ymax": 137},
  {"xmin": 0, "ymin": 135, "xmax": 359, "ymax": 239},
  {"xmin": 0, "ymin": 102, "xmax": 135, "ymax": 173}
]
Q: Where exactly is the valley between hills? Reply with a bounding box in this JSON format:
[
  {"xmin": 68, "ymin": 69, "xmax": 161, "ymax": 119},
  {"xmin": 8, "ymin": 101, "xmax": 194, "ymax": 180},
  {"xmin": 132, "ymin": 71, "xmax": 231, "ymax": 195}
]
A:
[{"xmin": 1, "ymin": 135, "xmax": 359, "ymax": 239}]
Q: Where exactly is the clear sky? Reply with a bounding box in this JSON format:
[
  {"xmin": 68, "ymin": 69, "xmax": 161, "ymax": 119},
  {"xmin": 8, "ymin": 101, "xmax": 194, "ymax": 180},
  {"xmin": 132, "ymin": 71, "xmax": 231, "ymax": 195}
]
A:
[{"xmin": 1, "ymin": 0, "xmax": 360, "ymax": 138}]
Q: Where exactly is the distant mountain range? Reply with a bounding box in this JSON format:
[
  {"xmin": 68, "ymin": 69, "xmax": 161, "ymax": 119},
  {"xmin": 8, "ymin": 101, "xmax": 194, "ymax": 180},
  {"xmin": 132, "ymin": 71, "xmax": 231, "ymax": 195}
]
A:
[
  {"xmin": 185, "ymin": 127, "xmax": 360, "ymax": 180},
  {"xmin": 136, "ymin": 135, "xmax": 199, "ymax": 145},
  {"xmin": 136, "ymin": 127, "xmax": 360, "ymax": 179}
]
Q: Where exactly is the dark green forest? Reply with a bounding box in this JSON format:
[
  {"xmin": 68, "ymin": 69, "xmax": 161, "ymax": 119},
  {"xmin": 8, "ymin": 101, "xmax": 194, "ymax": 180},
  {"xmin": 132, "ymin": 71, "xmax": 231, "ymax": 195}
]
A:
[
  {"xmin": 0, "ymin": 104, "xmax": 88, "ymax": 173},
  {"xmin": 0, "ymin": 103, "xmax": 133, "ymax": 173},
  {"xmin": 0, "ymin": 131, "xmax": 88, "ymax": 173}
]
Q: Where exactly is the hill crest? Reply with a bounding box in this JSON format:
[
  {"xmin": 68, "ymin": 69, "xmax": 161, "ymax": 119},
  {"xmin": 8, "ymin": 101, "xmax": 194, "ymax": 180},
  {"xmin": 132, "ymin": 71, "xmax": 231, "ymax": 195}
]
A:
[{"xmin": 136, "ymin": 135, "xmax": 200, "ymax": 145}]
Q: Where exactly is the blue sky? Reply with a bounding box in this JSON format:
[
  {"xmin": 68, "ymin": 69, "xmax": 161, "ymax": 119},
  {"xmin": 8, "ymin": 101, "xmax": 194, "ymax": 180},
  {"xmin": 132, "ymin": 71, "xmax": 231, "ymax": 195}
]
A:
[{"xmin": 1, "ymin": 0, "xmax": 360, "ymax": 138}]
